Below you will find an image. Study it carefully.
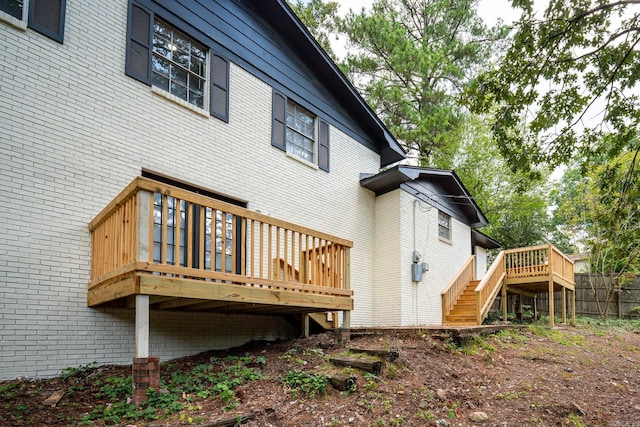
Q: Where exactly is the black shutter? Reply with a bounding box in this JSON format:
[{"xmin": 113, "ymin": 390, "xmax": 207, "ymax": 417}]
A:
[
  {"xmin": 28, "ymin": 0, "xmax": 66, "ymax": 43},
  {"xmin": 125, "ymin": 2, "xmax": 152, "ymax": 85},
  {"xmin": 271, "ymin": 90, "xmax": 286, "ymax": 151},
  {"xmin": 210, "ymin": 54, "xmax": 229, "ymax": 122},
  {"xmin": 318, "ymin": 119, "xmax": 330, "ymax": 172}
]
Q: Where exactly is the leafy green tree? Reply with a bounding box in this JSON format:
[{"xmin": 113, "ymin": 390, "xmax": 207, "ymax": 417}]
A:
[
  {"xmin": 468, "ymin": 0, "xmax": 640, "ymax": 174},
  {"xmin": 339, "ymin": 0, "xmax": 507, "ymax": 167},
  {"xmin": 554, "ymin": 151, "xmax": 640, "ymax": 317},
  {"xmin": 288, "ymin": 0, "xmax": 340, "ymax": 59},
  {"xmin": 453, "ymin": 115, "xmax": 551, "ymax": 249}
]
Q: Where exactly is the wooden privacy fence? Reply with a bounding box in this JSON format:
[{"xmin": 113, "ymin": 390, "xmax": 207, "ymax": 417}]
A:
[
  {"xmin": 536, "ymin": 273, "xmax": 640, "ymax": 318},
  {"xmin": 89, "ymin": 177, "xmax": 353, "ymax": 299}
]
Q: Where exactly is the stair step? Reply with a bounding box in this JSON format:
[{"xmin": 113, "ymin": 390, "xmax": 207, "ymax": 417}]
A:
[
  {"xmin": 450, "ymin": 306, "xmax": 476, "ymax": 312},
  {"xmin": 446, "ymin": 314, "xmax": 477, "ymax": 321},
  {"xmin": 444, "ymin": 321, "xmax": 478, "ymax": 326},
  {"xmin": 448, "ymin": 312, "xmax": 475, "ymax": 318},
  {"xmin": 449, "ymin": 309, "xmax": 476, "ymax": 316}
]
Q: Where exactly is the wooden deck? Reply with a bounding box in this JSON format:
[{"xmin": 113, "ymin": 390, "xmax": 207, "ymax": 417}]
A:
[
  {"xmin": 88, "ymin": 177, "xmax": 353, "ymax": 316},
  {"xmin": 442, "ymin": 245, "xmax": 575, "ymax": 327}
]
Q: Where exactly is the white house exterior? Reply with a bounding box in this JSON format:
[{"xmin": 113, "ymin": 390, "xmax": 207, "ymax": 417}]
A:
[{"xmin": 0, "ymin": 0, "xmax": 495, "ymax": 380}]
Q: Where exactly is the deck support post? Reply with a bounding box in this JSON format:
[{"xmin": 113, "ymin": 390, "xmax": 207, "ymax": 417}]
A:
[
  {"xmin": 571, "ymin": 289, "xmax": 576, "ymax": 326},
  {"xmin": 133, "ymin": 294, "xmax": 159, "ymax": 405},
  {"xmin": 548, "ymin": 280, "xmax": 555, "ymax": 328},
  {"xmin": 501, "ymin": 283, "xmax": 507, "ymax": 323},
  {"xmin": 135, "ymin": 295, "xmax": 149, "ymax": 357},
  {"xmin": 301, "ymin": 314, "xmax": 310, "ymax": 338},
  {"xmin": 561, "ymin": 287, "xmax": 567, "ymax": 324}
]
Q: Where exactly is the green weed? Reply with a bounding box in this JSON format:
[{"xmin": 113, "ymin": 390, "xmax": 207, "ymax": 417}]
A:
[
  {"xmin": 59, "ymin": 362, "xmax": 97, "ymax": 380},
  {"xmin": 528, "ymin": 325, "xmax": 584, "ymax": 346},
  {"xmin": 568, "ymin": 413, "xmax": 586, "ymax": 427},
  {"xmin": 282, "ymin": 370, "xmax": 329, "ymax": 398}
]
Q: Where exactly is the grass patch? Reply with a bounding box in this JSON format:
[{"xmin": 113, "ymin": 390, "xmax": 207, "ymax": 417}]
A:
[
  {"xmin": 493, "ymin": 328, "xmax": 528, "ymax": 347},
  {"xmin": 575, "ymin": 316, "xmax": 640, "ymax": 333},
  {"xmin": 527, "ymin": 325, "xmax": 584, "ymax": 346},
  {"xmin": 451, "ymin": 335, "xmax": 496, "ymax": 355}
]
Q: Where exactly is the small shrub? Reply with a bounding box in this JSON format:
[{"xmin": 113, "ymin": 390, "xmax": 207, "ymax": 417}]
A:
[
  {"xmin": 283, "ymin": 370, "xmax": 329, "ymax": 398},
  {"xmin": 59, "ymin": 362, "xmax": 97, "ymax": 380},
  {"xmin": 98, "ymin": 376, "xmax": 132, "ymax": 400}
]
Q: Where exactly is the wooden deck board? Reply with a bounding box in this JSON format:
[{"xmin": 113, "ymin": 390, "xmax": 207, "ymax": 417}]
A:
[{"xmin": 89, "ymin": 272, "xmax": 353, "ymax": 314}]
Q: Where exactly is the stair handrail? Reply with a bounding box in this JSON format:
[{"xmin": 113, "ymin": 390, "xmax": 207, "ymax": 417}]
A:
[
  {"xmin": 441, "ymin": 255, "xmax": 475, "ymax": 320},
  {"xmin": 475, "ymin": 251, "xmax": 506, "ymax": 324}
]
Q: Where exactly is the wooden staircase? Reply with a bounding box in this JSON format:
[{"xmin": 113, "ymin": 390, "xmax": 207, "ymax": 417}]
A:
[{"xmin": 444, "ymin": 280, "xmax": 480, "ymax": 326}]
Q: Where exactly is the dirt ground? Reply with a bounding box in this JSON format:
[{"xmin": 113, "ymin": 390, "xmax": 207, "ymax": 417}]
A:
[{"xmin": 1, "ymin": 322, "xmax": 639, "ymax": 426}]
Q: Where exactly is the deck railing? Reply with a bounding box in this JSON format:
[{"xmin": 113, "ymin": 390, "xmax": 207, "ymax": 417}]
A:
[
  {"xmin": 89, "ymin": 177, "xmax": 353, "ymax": 300},
  {"xmin": 504, "ymin": 244, "xmax": 574, "ymax": 284},
  {"xmin": 441, "ymin": 255, "xmax": 475, "ymax": 320},
  {"xmin": 443, "ymin": 245, "xmax": 575, "ymax": 325},
  {"xmin": 475, "ymin": 251, "xmax": 506, "ymax": 324}
]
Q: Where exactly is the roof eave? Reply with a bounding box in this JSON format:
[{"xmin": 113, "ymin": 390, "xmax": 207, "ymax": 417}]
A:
[{"xmin": 270, "ymin": 0, "xmax": 406, "ymax": 166}]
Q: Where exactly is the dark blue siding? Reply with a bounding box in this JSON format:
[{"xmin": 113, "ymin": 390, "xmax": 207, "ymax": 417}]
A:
[{"xmin": 145, "ymin": 0, "xmax": 382, "ymax": 154}]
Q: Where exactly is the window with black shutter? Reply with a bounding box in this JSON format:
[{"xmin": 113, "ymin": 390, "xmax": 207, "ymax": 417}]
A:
[
  {"xmin": 124, "ymin": 1, "xmax": 229, "ymax": 121},
  {"xmin": 1, "ymin": 0, "xmax": 66, "ymax": 43},
  {"xmin": 28, "ymin": 0, "xmax": 66, "ymax": 43},
  {"xmin": 271, "ymin": 89, "xmax": 330, "ymax": 172}
]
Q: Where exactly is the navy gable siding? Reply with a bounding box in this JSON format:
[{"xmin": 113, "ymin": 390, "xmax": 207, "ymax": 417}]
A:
[{"xmin": 149, "ymin": 0, "xmax": 383, "ymax": 156}]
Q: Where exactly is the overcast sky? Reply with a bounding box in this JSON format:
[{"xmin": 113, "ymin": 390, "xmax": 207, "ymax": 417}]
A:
[
  {"xmin": 335, "ymin": 0, "xmax": 522, "ymax": 25},
  {"xmin": 328, "ymin": 0, "xmax": 525, "ymax": 58}
]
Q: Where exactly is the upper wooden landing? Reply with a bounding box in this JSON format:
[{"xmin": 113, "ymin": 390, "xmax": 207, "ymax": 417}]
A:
[
  {"xmin": 88, "ymin": 177, "xmax": 353, "ymax": 316},
  {"xmin": 442, "ymin": 245, "xmax": 575, "ymax": 326}
]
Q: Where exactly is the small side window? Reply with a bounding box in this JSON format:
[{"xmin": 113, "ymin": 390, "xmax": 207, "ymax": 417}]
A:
[{"xmin": 438, "ymin": 211, "xmax": 451, "ymax": 241}]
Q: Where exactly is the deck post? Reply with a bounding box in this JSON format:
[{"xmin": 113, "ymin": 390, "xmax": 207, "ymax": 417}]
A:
[
  {"xmin": 561, "ymin": 287, "xmax": 567, "ymax": 324},
  {"xmin": 571, "ymin": 289, "xmax": 576, "ymax": 326},
  {"xmin": 547, "ymin": 245, "xmax": 555, "ymax": 328},
  {"xmin": 548, "ymin": 280, "xmax": 555, "ymax": 328},
  {"xmin": 501, "ymin": 283, "xmax": 507, "ymax": 323},
  {"xmin": 136, "ymin": 190, "xmax": 151, "ymax": 261},
  {"xmin": 132, "ymin": 294, "xmax": 159, "ymax": 405},
  {"xmin": 337, "ymin": 248, "xmax": 351, "ymax": 343},
  {"xmin": 301, "ymin": 314, "xmax": 310, "ymax": 338},
  {"xmin": 135, "ymin": 295, "xmax": 149, "ymax": 357}
]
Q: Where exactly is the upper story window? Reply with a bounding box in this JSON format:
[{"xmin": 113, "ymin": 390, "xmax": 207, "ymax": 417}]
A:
[
  {"xmin": 286, "ymin": 101, "xmax": 315, "ymax": 163},
  {"xmin": 438, "ymin": 211, "xmax": 451, "ymax": 241},
  {"xmin": 0, "ymin": 0, "xmax": 66, "ymax": 43},
  {"xmin": 125, "ymin": 1, "xmax": 229, "ymax": 121},
  {"xmin": 0, "ymin": 0, "xmax": 24, "ymax": 21},
  {"xmin": 272, "ymin": 89, "xmax": 330, "ymax": 172},
  {"xmin": 152, "ymin": 18, "xmax": 206, "ymax": 109}
]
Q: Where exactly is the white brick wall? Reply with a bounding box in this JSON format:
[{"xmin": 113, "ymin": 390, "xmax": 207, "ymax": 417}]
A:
[
  {"xmin": 0, "ymin": 0, "xmax": 380, "ymax": 379},
  {"xmin": 372, "ymin": 190, "xmax": 402, "ymax": 326},
  {"xmin": 399, "ymin": 190, "xmax": 472, "ymax": 325},
  {"xmin": 371, "ymin": 190, "xmax": 472, "ymax": 326},
  {"xmin": 475, "ymin": 246, "xmax": 488, "ymax": 280}
]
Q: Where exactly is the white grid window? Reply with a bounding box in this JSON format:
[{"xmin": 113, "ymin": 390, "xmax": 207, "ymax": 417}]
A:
[
  {"xmin": 438, "ymin": 211, "xmax": 451, "ymax": 240},
  {"xmin": 152, "ymin": 18, "xmax": 206, "ymax": 109},
  {"xmin": 286, "ymin": 100, "xmax": 315, "ymax": 163}
]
